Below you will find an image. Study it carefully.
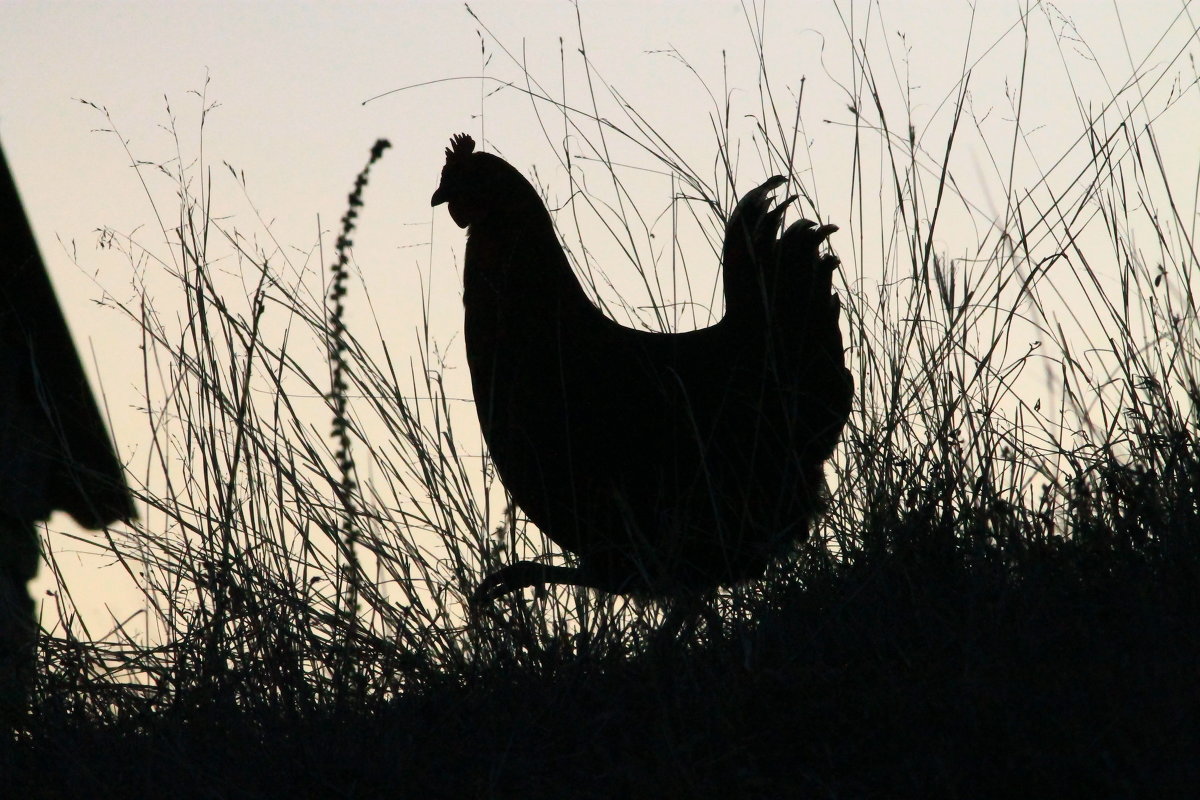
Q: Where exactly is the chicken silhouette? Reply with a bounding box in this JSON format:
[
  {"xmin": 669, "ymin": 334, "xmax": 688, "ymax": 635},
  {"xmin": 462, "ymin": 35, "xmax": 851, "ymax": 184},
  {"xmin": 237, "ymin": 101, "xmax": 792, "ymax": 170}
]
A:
[{"xmin": 432, "ymin": 134, "xmax": 850, "ymax": 602}]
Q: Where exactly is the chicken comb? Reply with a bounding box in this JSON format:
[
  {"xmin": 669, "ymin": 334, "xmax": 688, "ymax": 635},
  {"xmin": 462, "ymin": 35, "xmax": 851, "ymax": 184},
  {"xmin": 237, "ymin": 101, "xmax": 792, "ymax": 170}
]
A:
[{"xmin": 445, "ymin": 133, "xmax": 476, "ymax": 163}]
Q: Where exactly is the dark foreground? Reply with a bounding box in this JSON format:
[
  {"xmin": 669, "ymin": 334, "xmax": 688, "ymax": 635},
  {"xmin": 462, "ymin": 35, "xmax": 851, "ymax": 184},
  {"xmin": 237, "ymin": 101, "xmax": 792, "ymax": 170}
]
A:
[{"xmin": 5, "ymin": 542, "xmax": 1197, "ymax": 800}]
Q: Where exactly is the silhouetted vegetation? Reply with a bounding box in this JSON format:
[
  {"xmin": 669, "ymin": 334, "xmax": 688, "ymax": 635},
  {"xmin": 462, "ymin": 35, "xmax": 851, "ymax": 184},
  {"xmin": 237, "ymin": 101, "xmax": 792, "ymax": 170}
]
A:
[{"xmin": 5, "ymin": 5, "xmax": 1199, "ymax": 797}]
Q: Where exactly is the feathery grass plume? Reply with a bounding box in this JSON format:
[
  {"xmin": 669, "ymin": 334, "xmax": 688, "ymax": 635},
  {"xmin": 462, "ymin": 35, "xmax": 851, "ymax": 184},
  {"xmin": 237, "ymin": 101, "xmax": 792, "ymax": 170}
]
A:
[{"xmin": 327, "ymin": 138, "xmax": 391, "ymax": 699}]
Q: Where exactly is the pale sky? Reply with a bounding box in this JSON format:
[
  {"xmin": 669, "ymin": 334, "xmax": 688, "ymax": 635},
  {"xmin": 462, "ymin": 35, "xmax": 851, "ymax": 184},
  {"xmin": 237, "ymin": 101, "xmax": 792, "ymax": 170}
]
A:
[{"xmin": 2, "ymin": 0, "xmax": 1197, "ymax": 631}]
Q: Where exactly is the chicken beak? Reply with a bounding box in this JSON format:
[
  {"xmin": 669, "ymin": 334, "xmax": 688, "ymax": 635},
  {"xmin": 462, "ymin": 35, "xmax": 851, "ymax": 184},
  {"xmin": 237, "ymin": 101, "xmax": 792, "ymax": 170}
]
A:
[{"xmin": 431, "ymin": 186, "xmax": 448, "ymax": 206}]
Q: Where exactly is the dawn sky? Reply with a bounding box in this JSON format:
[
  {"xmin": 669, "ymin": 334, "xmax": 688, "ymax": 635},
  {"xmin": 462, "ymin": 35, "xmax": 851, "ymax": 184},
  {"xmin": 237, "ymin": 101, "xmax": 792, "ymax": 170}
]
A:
[{"xmin": 2, "ymin": 0, "xmax": 1197, "ymax": 631}]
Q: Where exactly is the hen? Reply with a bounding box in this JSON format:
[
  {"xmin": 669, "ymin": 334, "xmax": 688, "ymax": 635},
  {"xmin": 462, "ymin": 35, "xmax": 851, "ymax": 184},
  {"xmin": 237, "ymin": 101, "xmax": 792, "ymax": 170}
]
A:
[{"xmin": 431, "ymin": 134, "xmax": 851, "ymax": 601}]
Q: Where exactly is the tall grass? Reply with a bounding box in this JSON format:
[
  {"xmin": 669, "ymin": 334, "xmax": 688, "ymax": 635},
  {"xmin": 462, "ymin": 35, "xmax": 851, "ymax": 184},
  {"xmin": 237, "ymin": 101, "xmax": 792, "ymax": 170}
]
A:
[{"xmin": 10, "ymin": 2, "xmax": 1200, "ymax": 795}]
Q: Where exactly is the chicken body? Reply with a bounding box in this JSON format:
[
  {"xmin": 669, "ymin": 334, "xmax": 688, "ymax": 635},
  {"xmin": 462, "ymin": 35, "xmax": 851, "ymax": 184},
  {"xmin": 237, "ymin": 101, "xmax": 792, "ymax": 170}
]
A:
[{"xmin": 432, "ymin": 134, "xmax": 851, "ymax": 600}]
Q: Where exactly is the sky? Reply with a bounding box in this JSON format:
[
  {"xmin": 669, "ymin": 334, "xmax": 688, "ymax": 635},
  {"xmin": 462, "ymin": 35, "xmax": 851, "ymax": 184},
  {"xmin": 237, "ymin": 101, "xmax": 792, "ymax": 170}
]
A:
[{"xmin": 2, "ymin": 0, "xmax": 1198, "ymax": 632}]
